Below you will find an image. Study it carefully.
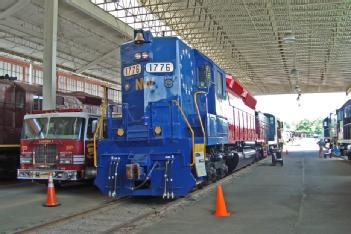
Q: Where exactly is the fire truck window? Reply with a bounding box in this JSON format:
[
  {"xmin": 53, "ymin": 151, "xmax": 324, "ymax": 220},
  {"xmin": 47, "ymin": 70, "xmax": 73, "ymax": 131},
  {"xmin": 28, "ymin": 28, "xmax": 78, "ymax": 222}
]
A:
[
  {"xmin": 87, "ymin": 118, "xmax": 98, "ymax": 139},
  {"xmin": 47, "ymin": 117, "xmax": 84, "ymax": 140},
  {"xmin": 22, "ymin": 118, "xmax": 48, "ymax": 139},
  {"xmin": 15, "ymin": 90, "xmax": 24, "ymax": 108},
  {"xmin": 198, "ymin": 65, "xmax": 210, "ymax": 88}
]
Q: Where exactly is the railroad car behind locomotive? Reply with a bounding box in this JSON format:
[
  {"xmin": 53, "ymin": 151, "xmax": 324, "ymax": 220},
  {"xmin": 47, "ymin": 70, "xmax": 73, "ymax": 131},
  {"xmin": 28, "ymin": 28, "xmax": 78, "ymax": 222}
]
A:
[
  {"xmin": 264, "ymin": 113, "xmax": 283, "ymax": 152},
  {"xmin": 323, "ymin": 113, "xmax": 337, "ymax": 143},
  {"xmin": 255, "ymin": 111, "xmax": 268, "ymax": 159},
  {"xmin": 0, "ymin": 77, "xmax": 41, "ymax": 177},
  {"xmin": 335, "ymin": 99, "xmax": 351, "ymax": 159},
  {"xmin": 95, "ymin": 30, "xmax": 263, "ymax": 198}
]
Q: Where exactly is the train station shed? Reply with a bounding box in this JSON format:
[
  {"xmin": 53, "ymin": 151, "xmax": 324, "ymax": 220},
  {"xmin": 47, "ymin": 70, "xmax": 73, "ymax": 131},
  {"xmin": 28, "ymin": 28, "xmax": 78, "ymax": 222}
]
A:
[{"xmin": 1, "ymin": 0, "xmax": 351, "ymax": 233}]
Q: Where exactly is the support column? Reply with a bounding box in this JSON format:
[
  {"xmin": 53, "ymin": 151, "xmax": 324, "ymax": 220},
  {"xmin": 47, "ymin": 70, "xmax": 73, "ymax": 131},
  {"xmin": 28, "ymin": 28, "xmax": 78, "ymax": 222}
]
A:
[{"xmin": 42, "ymin": 0, "xmax": 58, "ymax": 110}]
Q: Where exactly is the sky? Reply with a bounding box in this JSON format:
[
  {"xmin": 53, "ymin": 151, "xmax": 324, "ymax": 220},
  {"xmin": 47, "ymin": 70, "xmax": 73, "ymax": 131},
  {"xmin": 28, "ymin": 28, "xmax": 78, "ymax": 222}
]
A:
[{"xmin": 255, "ymin": 92, "xmax": 350, "ymax": 124}]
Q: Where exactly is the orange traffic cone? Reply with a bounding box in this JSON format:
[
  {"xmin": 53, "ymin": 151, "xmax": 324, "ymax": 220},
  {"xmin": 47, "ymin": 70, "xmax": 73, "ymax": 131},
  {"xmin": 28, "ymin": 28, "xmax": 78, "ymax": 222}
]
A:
[
  {"xmin": 43, "ymin": 172, "xmax": 60, "ymax": 207},
  {"xmin": 213, "ymin": 184, "xmax": 230, "ymax": 217}
]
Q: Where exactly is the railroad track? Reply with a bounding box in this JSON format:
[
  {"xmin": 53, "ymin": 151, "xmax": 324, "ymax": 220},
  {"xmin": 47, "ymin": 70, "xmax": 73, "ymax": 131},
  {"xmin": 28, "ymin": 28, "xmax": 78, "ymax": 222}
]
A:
[{"xmin": 16, "ymin": 158, "xmax": 266, "ymax": 234}]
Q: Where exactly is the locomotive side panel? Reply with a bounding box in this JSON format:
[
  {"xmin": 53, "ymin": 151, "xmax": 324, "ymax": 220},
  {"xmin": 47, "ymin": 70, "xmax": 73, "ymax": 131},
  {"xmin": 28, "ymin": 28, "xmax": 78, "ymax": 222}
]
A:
[{"xmin": 0, "ymin": 80, "xmax": 16, "ymax": 145}]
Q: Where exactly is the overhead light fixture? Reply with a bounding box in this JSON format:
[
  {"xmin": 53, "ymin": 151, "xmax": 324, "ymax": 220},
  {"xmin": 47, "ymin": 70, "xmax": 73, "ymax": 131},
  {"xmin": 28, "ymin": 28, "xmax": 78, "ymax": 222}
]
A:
[
  {"xmin": 291, "ymin": 68, "xmax": 299, "ymax": 77},
  {"xmin": 282, "ymin": 32, "xmax": 296, "ymax": 44},
  {"xmin": 296, "ymin": 93, "xmax": 301, "ymax": 101}
]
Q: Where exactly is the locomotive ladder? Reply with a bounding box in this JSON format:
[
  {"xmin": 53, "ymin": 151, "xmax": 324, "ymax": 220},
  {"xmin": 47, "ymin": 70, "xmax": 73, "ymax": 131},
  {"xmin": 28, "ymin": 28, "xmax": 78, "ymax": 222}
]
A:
[{"xmin": 172, "ymin": 95, "xmax": 207, "ymax": 177}]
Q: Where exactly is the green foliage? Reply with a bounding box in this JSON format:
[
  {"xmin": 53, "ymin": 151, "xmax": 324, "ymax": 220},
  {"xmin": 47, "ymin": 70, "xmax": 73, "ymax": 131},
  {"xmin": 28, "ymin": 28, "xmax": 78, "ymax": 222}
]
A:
[{"xmin": 294, "ymin": 118, "xmax": 323, "ymax": 135}]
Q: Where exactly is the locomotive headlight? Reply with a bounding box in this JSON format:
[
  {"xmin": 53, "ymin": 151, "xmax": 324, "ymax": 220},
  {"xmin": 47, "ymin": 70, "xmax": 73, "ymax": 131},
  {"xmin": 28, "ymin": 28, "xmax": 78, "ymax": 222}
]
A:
[
  {"xmin": 134, "ymin": 52, "xmax": 142, "ymax": 60},
  {"xmin": 117, "ymin": 128, "xmax": 124, "ymax": 136},
  {"xmin": 142, "ymin": 51, "xmax": 149, "ymax": 59},
  {"xmin": 154, "ymin": 126, "xmax": 162, "ymax": 135}
]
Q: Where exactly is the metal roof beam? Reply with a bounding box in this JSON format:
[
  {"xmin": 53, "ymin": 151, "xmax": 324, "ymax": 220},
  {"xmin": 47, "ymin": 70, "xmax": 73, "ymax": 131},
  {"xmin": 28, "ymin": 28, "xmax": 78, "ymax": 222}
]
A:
[
  {"xmin": 76, "ymin": 48, "xmax": 120, "ymax": 74},
  {"xmin": 65, "ymin": 0, "xmax": 133, "ymax": 39},
  {"xmin": 0, "ymin": 0, "xmax": 31, "ymax": 19}
]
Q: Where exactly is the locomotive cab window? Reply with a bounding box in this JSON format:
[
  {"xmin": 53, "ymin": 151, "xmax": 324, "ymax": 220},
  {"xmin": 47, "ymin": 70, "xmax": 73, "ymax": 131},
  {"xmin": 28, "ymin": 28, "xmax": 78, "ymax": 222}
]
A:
[
  {"xmin": 198, "ymin": 65, "xmax": 211, "ymax": 88},
  {"xmin": 345, "ymin": 106, "xmax": 351, "ymax": 118},
  {"xmin": 215, "ymin": 70, "xmax": 226, "ymax": 99}
]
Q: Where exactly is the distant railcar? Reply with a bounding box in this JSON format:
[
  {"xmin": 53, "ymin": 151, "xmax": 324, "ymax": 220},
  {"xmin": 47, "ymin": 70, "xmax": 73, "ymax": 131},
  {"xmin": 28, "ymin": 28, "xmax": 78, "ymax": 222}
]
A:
[
  {"xmin": 264, "ymin": 113, "xmax": 283, "ymax": 152},
  {"xmin": 255, "ymin": 111, "xmax": 268, "ymax": 159},
  {"xmin": 94, "ymin": 30, "xmax": 267, "ymax": 198},
  {"xmin": 334, "ymin": 100, "xmax": 351, "ymax": 159}
]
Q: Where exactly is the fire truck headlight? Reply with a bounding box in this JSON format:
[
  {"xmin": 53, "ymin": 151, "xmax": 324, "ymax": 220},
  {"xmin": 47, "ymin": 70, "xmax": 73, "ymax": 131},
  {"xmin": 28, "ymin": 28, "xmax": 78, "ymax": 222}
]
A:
[
  {"xmin": 20, "ymin": 153, "xmax": 33, "ymax": 164},
  {"xmin": 59, "ymin": 152, "xmax": 73, "ymax": 164}
]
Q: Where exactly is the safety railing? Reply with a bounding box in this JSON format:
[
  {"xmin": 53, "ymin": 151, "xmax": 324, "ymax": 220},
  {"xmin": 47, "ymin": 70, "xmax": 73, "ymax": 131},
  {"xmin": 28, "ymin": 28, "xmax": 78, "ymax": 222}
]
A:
[
  {"xmin": 171, "ymin": 100, "xmax": 196, "ymax": 166},
  {"xmin": 93, "ymin": 85, "xmax": 107, "ymax": 167},
  {"xmin": 194, "ymin": 91, "xmax": 207, "ymax": 159}
]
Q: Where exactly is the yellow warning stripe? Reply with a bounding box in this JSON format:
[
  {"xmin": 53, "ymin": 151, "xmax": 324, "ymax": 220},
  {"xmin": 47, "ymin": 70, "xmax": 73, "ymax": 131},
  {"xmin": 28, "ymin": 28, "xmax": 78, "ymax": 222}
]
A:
[{"xmin": 0, "ymin": 144, "xmax": 20, "ymax": 148}]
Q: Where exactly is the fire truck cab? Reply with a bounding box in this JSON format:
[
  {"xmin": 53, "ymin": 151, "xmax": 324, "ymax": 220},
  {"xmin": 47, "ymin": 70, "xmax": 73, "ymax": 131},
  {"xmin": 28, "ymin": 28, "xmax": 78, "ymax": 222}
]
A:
[{"xmin": 17, "ymin": 109, "xmax": 98, "ymax": 181}]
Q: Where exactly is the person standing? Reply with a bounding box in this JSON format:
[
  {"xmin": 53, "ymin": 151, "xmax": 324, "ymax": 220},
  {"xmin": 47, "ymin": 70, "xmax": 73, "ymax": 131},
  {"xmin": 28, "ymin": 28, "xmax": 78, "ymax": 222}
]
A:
[{"xmin": 317, "ymin": 138, "xmax": 325, "ymax": 158}]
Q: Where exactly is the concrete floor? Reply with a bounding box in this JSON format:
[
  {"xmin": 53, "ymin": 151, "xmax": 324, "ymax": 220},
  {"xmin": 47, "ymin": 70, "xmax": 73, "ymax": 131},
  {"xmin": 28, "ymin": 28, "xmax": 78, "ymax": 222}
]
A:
[
  {"xmin": 141, "ymin": 138, "xmax": 351, "ymax": 234},
  {"xmin": 0, "ymin": 181, "xmax": 107, "ymax": 233}
]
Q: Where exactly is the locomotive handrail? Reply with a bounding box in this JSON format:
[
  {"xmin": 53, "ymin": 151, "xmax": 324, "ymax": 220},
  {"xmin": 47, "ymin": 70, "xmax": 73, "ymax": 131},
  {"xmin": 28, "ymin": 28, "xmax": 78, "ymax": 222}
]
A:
[
  {"xmin": 194, "ymin": 91, "xmax": 207, "ymax": 159},
  {"xmin": 171, "ymin": 100, "xmax": 196, "ymax": 166},
  {"xmin": 93, "ymin": 85, "xmax": 108, "ymax": 168}
]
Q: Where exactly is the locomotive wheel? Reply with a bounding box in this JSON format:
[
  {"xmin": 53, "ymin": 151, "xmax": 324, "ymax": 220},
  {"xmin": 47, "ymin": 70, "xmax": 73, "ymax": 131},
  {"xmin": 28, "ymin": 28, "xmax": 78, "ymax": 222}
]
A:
[
  {"xmin": 226, "ymin": 155, "xmax": 239, "ymax": 174},
  {"xmin": 205, "ymin": 164, "xmax": 217, "ymax": 183}
]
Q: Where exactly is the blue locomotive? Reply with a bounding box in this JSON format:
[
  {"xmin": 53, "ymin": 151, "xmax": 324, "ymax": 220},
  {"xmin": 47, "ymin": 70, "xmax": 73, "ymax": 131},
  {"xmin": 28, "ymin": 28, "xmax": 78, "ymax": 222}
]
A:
[{"xmin": 95, "ymin": 30, "xmax": 264, "ymax": 198}]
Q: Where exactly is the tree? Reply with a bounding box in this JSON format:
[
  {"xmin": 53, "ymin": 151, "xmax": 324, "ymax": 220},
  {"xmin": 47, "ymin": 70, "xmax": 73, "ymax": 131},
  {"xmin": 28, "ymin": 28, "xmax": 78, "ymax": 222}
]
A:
[{"xmin": 294, "ymin": 118, "xmax": 322, "ymax": 135}]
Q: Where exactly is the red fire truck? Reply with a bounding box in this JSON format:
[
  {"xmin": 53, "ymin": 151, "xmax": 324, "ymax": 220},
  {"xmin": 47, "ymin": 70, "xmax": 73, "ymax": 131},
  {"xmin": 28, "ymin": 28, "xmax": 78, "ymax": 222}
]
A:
[{"xmin": 17, "ymin": 109, "xmax": 99, "ymax": 181}]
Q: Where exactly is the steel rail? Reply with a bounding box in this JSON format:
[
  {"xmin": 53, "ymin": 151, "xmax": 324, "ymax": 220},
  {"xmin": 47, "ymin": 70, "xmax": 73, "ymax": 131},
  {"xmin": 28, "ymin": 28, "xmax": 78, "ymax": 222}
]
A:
[{"xmin": 15, "ymin": 197, "xmax": 128, "ymax": 234}]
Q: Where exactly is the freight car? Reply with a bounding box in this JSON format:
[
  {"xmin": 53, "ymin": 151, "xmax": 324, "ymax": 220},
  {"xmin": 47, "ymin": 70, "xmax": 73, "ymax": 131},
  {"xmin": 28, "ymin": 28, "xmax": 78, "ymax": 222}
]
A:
[
  {"xmin": 94, "ymin": 30, "xmax": 266, "ymax": 198},
  {"xmin": 0, "ymin": 76, "xmax": 41, "ymax": 177}
]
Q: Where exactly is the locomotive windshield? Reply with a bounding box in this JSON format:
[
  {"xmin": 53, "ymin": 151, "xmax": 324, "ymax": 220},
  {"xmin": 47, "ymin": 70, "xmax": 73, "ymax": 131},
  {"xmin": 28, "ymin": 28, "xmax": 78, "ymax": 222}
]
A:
[{"xmin": 22, "ymin": 117, "xmax": 85, "ymax": 140}]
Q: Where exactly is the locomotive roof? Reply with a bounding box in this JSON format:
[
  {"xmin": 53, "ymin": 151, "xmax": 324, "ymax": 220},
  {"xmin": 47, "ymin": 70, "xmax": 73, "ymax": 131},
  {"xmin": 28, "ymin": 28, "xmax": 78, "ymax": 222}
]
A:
[
  {"xmin": 15, "ymin": 81, "xmax": 42, "ymax": 94},
  {"xmin": 340, "ymin": 99, "xmax": 351, "ymax": 110}
]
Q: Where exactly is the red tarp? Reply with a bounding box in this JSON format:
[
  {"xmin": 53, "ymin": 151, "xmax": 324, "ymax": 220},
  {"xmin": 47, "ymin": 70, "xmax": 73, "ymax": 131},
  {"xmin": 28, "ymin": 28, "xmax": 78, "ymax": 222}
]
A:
[{"xmin": 225, "ymin": 74, "xmax": 257, "ymax": 110}]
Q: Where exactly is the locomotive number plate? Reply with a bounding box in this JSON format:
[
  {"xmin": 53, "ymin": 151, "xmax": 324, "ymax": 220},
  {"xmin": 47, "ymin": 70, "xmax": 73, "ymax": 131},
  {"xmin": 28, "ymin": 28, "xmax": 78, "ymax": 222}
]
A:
[
  {"xmin": 123, "ymin": 64, "xmax": 141, "ymax": 77},
  {"xmin": 146, "ymin": 62, "xmax": 173, "ymax": 73}
]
